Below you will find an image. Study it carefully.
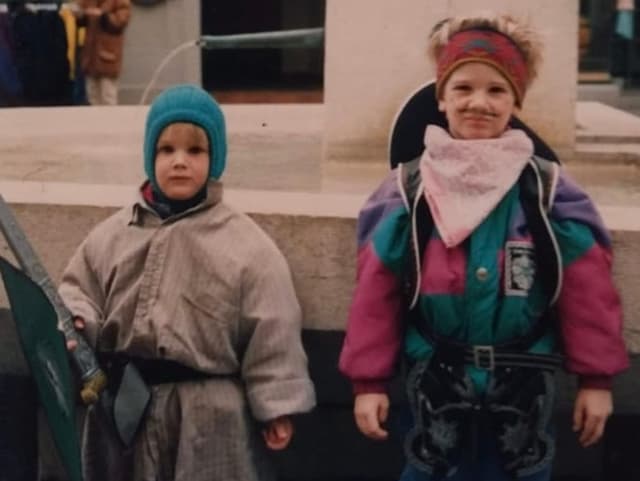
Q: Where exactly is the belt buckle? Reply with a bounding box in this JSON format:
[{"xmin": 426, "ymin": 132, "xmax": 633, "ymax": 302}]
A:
[{"xmin": 473, "ymin": 345, "xmax": 495, "ymax": 370}]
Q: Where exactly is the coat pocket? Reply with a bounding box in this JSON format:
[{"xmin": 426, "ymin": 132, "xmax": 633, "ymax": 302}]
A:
[{"xmin": 98, "ymin": 48, "xmax": 117, "ymax": 63}]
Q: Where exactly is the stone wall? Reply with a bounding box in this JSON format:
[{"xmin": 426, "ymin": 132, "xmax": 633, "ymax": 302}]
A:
[{"xmin": 1, "ymin": 196, "xmax": 639, "ymax": 349}]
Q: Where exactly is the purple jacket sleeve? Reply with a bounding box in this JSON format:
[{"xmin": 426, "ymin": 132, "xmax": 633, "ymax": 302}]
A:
[{"xmin": 551, "ymin": 170, "xmax": 629, "ymax": 389}]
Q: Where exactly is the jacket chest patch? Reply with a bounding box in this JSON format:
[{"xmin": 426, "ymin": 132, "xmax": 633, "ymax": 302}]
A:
[{"xmin": 504, "ymin": 241, "xmax": 536, "ymax": 296}]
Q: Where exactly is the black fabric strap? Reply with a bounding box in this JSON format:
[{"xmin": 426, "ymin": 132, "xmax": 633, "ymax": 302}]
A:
[
  {"xmin": 518, "ymin": 159, "xmax": 560, "ymax": 305},
  {"xmin": 400, "ymin": 157, "xmax": 433, "ymax": 305}
]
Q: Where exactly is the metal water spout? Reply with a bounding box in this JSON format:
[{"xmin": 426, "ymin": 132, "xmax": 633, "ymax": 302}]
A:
[{"xmin": 139, "ymin": 28, "xmax": 325, "ymax": 105}]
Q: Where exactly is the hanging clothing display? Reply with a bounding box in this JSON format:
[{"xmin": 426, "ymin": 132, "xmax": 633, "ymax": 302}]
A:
[
  {"xmin": 10, "ymin": 4, "xmax": 71, "ymax": 105},
  {"xmin": 610, "ymin": 0, "xmax": 639, "ymax": 78},
  {"xmin": 0, "ymin": 12, "xmax": 22, "ymax": 106}
]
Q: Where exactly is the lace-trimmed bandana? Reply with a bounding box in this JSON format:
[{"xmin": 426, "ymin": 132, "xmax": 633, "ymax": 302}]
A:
[{"xmin": 420, "ymin": 125, "xmax": 534, "ymax": 248}]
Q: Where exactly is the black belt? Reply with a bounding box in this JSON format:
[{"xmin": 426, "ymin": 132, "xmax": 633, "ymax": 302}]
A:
[
  {"xmin": 99, "ymin": 353, "xmax": 230, "ymax": 385},
  {"xmin": 410, "ymin": 309, "xmax": 563, "ymax": 372},
  {"xmin": 427, "ymin": 343, "xmax": 562, "ymax": 372},
  {"xmin": 461, "ymin": 345, "xmax": 562, "ymax": 371},
  {"xmin": 130, "ymin": 357, "xmax": 213, "ymax": 385}
]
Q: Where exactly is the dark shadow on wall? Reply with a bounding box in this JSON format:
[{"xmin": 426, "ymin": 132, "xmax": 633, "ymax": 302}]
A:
[{"xmin": 4, "ymin": 314, "xmax": 640, "ymax": 481}]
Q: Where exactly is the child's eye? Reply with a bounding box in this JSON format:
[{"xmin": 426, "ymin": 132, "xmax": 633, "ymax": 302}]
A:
[
  {"xmin": 157, "ymin": 145, "xmax": 174, "ymax": 154},
  {"xmin": 453, "ymin": 84, "xmax": 471, "ymax": 92},
  {"xmin": 489, "ymin": 86, "xmax": 507, "ymax": 94},
  {"xmin": 188, "ymin": 146, "xmax": 207, "ymax": 155}
]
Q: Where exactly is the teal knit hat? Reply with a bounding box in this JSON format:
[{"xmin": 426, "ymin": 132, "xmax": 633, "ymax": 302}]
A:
[{"xmin": 144, "ymin": 84, "xmax": 227, "ymax": 188}]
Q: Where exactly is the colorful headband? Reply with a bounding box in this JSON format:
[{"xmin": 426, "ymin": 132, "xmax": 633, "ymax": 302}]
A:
[{"xmin": 436, "ymin": 29, "xmax": 529, "ymax": 106}]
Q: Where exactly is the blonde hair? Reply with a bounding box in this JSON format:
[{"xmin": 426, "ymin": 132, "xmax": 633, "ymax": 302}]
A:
[
  {"xmin": 427, "ymin": 13, "xmax": 543, "ymax": 87},
  {"xmin": 156, "ymin": 123, "xmax": 210, "ymax": 150}
]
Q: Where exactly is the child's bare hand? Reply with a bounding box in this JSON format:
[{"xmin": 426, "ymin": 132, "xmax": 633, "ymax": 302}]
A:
[
  {"xmin": 573, "ymin": 388, "xmax": 612, "ymax": 447},
  {"xmin": 262, "ymin": 416, "xmax": 293, "ymax": 450},
  {"xmin": 354, "ymin": 393, "xmax": 389, "ymax": 441},
  {"xmin": 84, "ymin": 7, "xmax": 102, "ymax": 16},
  {"xmin": 65, "ymin": 317, "xmax": 86, "ymax": 352}
]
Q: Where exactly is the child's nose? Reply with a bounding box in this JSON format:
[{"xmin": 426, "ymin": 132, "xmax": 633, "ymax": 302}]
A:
[
  {"xmin": 172, "ymin": 150, "xmax": 187, "ymax": 165},
  {"xmin": 468, "ymin": 90, "xmax": 489, "ymax": 108}
]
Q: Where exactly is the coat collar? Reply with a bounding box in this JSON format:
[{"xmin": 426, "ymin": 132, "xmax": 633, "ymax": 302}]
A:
[{"xmin": 129, "ymin": 180, "xmax": 223, "ymax": 226}]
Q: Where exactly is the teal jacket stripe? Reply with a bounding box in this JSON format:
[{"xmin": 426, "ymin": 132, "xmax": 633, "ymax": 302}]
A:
[
  {"xmin": 550, "ymin": 218, "xmax": 595, "ymax": 267},
  {"xmin": 371, "ymin": 205, "xmax": 410, "ymax": 276}
]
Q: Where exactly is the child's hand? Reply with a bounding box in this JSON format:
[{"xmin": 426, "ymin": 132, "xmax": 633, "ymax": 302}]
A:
[
  {"xmin": 84, "ymin": 7, "xmax": 102, "ymax": 17},
  {"xmin": 66, "ymin": 317, "xmax": 86, "ymax": 352},
  {"xmin": 262, "ymin": 416, "xmax": 293, "ymax": 450},
  {"xmin": 354, "ymin": 393, "xmax": 389, "ymax": 441},
  {"xmin": 573, "ymin": 388, "xmax": 612, "ymax": 447}
]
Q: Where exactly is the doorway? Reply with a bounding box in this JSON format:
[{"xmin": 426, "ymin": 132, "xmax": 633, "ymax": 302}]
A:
[{"xmin": 201, "ymin": 0, "xmax": 325, "ymax": 103}]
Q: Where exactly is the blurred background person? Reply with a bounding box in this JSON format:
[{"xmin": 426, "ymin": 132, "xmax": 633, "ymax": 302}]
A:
[{"xmin": 75, "ymin": 0, "xmax": 130, "ymax": 105}]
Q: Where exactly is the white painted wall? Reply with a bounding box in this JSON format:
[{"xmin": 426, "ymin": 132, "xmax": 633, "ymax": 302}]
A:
[{"xmin": 119, "ymin": 0, "xmax": 201, "ymax": 105}]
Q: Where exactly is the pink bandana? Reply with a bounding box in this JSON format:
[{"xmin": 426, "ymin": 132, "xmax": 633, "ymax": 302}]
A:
[{"xmin": 419, "ymin": 125, "xmax": 533, "ymax": 247}]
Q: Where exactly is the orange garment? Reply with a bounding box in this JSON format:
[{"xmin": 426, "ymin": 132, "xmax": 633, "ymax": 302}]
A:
[{"xmin": 76, "ymin": 0, "xmax": 131, "ymax": 78}]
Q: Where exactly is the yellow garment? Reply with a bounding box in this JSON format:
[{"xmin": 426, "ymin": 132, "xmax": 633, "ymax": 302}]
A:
[{"xmin": 59, "ymin": 6, "xmax": 77, "ymax": 79}]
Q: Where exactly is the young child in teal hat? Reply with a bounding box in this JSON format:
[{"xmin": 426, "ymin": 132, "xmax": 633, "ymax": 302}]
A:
[{"xmin": 61, "ymin": 84, "xmax": 316, "ymax": 481}]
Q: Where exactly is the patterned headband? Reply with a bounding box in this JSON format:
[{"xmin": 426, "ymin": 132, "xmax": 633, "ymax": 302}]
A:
[{"xmin": 436, "ymin": 28, "xmax": 529, "ymax": 106}]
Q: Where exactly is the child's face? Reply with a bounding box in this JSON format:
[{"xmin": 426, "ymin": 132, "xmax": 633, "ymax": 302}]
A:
[
  {"xmin": 154, "ymin": 123, "xmax": 210, "ymax": 200},
  {"xmin": 438, "ymin": 62, "xmax": 518, "ymax": 140}
]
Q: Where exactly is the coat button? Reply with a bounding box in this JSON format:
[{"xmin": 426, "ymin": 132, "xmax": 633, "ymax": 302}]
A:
[{"xmin": 475, "ymin": 267, "xmax": 489, "ymax": 281}]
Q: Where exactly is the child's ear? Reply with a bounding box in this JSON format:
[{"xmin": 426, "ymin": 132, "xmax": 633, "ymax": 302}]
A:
[{"xmin": 438, "ymin": 99, "xmax": 446, "ymax": 112}]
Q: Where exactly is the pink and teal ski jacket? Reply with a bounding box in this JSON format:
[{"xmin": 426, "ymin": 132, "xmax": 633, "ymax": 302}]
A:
[{"xmin": 339, "ymin": 166, "xmax": 629, "ymax": 394}]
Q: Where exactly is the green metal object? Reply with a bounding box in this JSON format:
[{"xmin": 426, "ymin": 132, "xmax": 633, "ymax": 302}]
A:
[
  {"xmin": 0, "ymin": 194, "xmax": 106, "ymax": 404},
  {"xmin": 198, "ymin": 27, "xmax": 324, "ymax": 50},
  {"xmin": 0, "ymin": 256, "xmax": 83, "ymax": 481}
]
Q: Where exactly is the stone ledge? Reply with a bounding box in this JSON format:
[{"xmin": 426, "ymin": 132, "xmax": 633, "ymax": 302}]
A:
[
  {"xmin": 576, "ymin": 101, "xmax": 640, "ymax": 143},
  {"xmin": 1, "ymin": 180, "xmax": 638, "ymax": 227},
  {"xmin": 572, "ymin": 143, "xmax": 640, "ymax": 166}
]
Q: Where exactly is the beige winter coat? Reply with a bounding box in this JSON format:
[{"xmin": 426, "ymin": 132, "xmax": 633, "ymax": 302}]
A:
[
  {"xmin": 60, "ymin": 182, "xmax": 316, "ymax": 481},
  {"xmin": 77, "ymin": 0, "xmax": 131, "ymax": 78}
]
